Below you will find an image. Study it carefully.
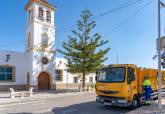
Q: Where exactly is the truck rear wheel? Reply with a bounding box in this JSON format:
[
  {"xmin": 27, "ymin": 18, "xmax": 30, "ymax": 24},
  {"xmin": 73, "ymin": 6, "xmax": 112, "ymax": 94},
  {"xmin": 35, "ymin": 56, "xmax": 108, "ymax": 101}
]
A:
[{"xmin": 129, "ymin": 96, "xmax": 139, "ymax": 109}]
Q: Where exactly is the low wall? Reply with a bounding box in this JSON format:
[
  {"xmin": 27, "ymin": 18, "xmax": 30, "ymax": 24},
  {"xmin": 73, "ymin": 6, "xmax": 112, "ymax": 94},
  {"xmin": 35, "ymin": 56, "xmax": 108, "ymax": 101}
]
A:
[
  {"xmin": 56, "ymin": 83, "xmax": 79, "ymax": 90},
  {"xmin": 0, "ymin": 83, "xmax": 95, "ymax": 92},
  {"xmin": 0, "ymin": 85, "xmax": 27, "ymax": 91},
  {"xmin": 55, "ymin": 83, "xmax": 95, "ymax": 90}
]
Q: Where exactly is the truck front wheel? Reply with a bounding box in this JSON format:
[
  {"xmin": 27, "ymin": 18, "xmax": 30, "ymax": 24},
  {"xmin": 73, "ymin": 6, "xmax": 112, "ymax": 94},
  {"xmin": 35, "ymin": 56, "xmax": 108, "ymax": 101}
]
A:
[{"xmin": 129, "ymin": 96, "xmax": 139, "ymax": 109}]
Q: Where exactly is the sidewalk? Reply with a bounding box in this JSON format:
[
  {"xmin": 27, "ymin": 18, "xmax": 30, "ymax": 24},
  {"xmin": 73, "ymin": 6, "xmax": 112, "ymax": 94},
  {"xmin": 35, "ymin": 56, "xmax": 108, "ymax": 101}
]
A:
[
  {"xmin": 1, "ymin": 91, "xmax": 165, "ymax": 114},
  {"xmin": 0, "ymin": 90, "xmax": 94, "ymax": 105},
  {"xmin": 128, "ymin": 99, "xmax": 165, "ymax": 114}
]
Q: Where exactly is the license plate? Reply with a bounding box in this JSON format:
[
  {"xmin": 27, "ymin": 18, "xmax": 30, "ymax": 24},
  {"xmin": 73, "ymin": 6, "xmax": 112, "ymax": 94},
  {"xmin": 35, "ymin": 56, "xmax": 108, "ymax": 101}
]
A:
[{"xmin": 104, "ymin": 102, "xmax": 112, "ymax": 106}]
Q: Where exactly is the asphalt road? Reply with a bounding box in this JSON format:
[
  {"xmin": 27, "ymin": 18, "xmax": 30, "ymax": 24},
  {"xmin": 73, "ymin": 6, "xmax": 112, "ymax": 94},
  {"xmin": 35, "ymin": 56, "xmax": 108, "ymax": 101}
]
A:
[{"xmin": 0, "ymin": 92, "xmax": 164, "ymax": 114}]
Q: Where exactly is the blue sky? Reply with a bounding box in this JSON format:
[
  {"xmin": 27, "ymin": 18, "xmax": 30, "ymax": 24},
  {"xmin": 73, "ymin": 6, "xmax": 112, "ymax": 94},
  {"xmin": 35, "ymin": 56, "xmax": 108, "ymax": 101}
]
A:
[{"xmin": 0, "ymin": 0, "xmax": 164, "ymax": 68}]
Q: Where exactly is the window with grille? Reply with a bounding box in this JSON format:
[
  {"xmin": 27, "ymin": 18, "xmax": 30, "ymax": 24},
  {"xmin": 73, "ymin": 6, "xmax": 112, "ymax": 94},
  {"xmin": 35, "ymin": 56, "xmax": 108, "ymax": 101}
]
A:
[
  {"xmin": 55, "ymin": 70, "xmax": 63, "ymax": 81},
  {"xmin": 73, "ymin": 77, "xmax": 78, "ymax": 83},
  {"xmin": 89, "ymin": 77, "xmax": 93, "ymax": 83},
  {"xmin": 0, "ymin": 66, "xmax": 14, "ymax": 81}
]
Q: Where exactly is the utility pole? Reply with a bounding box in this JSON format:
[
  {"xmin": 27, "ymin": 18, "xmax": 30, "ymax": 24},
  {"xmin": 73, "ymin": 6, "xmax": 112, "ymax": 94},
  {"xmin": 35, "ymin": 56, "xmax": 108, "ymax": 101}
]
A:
[{"xmin": 158, "ymin": 0, "xmax": 162, "ymax": 111}]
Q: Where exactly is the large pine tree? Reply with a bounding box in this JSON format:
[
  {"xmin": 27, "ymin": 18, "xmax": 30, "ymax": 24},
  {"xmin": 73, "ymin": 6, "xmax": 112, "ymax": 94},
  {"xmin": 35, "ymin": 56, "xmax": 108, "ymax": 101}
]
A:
[{"xmin": 58, "ymin": 10, "xmax": 110, "ymax": 90}]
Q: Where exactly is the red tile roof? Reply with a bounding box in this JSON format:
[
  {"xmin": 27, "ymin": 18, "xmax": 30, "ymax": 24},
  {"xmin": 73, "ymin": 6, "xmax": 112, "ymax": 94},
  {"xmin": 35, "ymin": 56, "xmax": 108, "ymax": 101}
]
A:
[{"xmin": 25, "ymin": 0, "xmax": 56, "ymax": 11}]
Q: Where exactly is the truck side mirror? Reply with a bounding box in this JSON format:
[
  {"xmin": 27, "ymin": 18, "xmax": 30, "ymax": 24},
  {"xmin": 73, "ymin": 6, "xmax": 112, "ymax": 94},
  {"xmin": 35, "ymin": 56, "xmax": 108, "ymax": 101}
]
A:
[{"xmin": 128, "ymin": 77, "xmax": 132, "ymax": 84}]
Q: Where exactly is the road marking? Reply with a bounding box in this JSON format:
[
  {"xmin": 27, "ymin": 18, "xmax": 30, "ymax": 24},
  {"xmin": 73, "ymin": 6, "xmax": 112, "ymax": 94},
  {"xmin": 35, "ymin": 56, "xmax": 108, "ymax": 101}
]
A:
[
  {"xmin": 0, "ymin": 99, "xmax": 47, "ymax": 109},
  {"xmin": 62, "ymin": 109, "xmax": 79, "ymax": 114}
]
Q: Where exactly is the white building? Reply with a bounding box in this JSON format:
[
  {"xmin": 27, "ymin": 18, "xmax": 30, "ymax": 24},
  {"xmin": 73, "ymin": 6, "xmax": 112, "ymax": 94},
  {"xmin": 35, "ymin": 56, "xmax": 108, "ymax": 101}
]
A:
[
  {"xmin": 0, "ymin": 50, "xmax": 26, "ymax": 91},
  {"xmin": 55, "ymin": 58, "xmax": 95, "ymax": 90},
  {"xmin": 0, "ymin": 0, "xmax": 95, "ymax": 91}
]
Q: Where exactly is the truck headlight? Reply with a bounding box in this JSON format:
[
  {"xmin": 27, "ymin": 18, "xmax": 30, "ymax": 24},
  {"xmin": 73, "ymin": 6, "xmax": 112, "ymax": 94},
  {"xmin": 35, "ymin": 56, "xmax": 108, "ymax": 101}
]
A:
[
  {"xmin": 96, "ymin": 96, "xmax": 103, "ymax": 102},
  {"xmin": 96, "ymin": 96, "xmax": 100, "ymax": 100},
  {"xmin": 100, "ymin": 99, "xmax": 104, "ymax": 102},
  {"xmin": 117, "ymin": 99, "xmax": 127, "ymax": 103}
]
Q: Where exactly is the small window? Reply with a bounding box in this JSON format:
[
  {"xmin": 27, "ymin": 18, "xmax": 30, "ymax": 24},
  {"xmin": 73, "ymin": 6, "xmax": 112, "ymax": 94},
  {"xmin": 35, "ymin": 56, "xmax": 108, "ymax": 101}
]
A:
[
  {"xmin": 59, "ymin": 61, "xmax": 62, "ymax": 64},
  {"xmin": 41, "ymin": 33, "xmax": 48, "ymax": 48},
  {"xmin": 38, "ymin": 7, "xmax": 43, "ymax": 21},
  {"xmin": 89, "ymin": 77, "xmax": 93, "ymax": 83},
  {"xmin": 30, "ymin": 8, "xmax": 34, "ymax": 21},
  {"xmin": 27, "ymin": 72, "xmax": 30, "ymax": 86},
  {"xmin": 47, "ymin": 11, "xmax": 51, "ymax": 23},
  {"xmin": 28, "ymin": 10, "xmax": 31, "ymax": 23},
  {"xmin": 29, "ymin": 9, "xmax": 33, "ymax": 23},
  {"xmin": 73, "ymin": 77, "xmax": 78, "ymax": 83},
  {"xmin": 127, "ymin": 68, "xmax": 135, "ymax": 84},
  {"xmin": 27, "ymin": 33, "xmax": 31, "ymax": 48},
  {"xmin": 0, "ymin": 66, "xmax": 14, "ymax": 81},
  {"xmin": 55, "ymin": 70, "xmax": 63, "ymax": 81}
]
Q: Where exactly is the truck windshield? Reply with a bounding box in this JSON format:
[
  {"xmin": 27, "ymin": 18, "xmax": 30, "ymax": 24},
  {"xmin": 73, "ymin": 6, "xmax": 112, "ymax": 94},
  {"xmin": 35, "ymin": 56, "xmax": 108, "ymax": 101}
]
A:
[{"xmin": 96, "ymin": 67, "xmax": 125, "ymax": 83}]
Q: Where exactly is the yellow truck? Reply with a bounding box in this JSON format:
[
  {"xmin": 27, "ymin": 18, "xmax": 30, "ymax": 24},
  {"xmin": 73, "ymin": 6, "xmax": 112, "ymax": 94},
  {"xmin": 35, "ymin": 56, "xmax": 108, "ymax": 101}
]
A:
[{"xmin": 95, "ymin": 64, "xmax": 165, "ymax": 109}]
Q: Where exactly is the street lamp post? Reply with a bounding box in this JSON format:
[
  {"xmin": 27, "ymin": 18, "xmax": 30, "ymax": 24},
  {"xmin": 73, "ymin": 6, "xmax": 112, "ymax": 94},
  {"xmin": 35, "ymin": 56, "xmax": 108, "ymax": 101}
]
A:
[{"xmin": 158, "ymin": 0, "xmax": 162, "ymax": 111}]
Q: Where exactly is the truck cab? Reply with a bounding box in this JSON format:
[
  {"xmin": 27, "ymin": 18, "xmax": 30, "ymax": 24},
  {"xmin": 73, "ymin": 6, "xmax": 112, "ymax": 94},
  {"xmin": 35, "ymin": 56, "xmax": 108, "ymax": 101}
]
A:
[{"xmin": 95, "ymin": 64, "xmax": 139, "ymax": 109}]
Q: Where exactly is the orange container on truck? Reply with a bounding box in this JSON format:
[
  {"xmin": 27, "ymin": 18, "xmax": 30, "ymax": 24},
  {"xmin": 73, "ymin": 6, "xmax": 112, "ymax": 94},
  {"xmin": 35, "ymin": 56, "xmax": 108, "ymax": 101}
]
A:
[{"xmin": 95, "ymin": 64, "xmax": 165, "ymax": 109}]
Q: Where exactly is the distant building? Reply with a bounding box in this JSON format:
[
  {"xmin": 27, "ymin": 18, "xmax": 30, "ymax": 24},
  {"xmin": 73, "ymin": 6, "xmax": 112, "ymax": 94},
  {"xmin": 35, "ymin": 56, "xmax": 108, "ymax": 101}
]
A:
[
  {"xmin": 55, "ymin": 58, "xmax": 95, "ymax": 90},
  {"xmin": 0, "ymin": 0, "xmax": 95, "ymax": 91}
]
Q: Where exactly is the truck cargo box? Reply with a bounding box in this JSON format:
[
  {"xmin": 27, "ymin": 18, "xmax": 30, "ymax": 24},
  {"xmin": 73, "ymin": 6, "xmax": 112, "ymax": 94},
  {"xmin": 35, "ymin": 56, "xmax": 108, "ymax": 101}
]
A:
[{"xmin": 137, "ymin": 68, "xmax": 158, "ymax": 94}]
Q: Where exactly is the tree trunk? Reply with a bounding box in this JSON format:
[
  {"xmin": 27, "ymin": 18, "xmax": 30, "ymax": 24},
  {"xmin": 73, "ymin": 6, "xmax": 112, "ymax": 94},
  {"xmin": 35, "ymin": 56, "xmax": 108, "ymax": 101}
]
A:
[{"xmin": 82, "ymin": 72, "xmax": 86, "ymax": 91}]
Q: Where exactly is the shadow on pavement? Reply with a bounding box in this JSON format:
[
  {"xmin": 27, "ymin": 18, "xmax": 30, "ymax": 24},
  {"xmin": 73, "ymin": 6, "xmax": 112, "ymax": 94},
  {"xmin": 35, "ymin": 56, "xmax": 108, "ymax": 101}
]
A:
[{"xmin": 51, "ymin": 101, "xmax": 131, "ymax": 114}]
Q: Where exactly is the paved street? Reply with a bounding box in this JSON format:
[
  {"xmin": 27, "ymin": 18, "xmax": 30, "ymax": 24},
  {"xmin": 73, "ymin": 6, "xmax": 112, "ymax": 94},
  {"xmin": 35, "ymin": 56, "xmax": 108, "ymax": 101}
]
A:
[{"xmin": 0, "ymin": 92, "xmax": 165, "ymax": 114}]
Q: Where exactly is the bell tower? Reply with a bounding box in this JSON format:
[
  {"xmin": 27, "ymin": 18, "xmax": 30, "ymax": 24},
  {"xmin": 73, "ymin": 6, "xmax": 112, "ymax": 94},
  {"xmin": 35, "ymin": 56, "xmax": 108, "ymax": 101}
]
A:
[{"xmin": 25, "ymin": 0, "xmax": 56, "ymax": 90}]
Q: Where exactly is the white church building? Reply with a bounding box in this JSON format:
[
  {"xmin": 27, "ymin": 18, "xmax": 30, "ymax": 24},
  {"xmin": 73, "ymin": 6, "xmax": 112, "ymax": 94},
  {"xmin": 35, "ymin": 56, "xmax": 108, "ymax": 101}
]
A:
[{"xmin": 0, "ymin": 0, "xmax": 95, "ymax": 91}]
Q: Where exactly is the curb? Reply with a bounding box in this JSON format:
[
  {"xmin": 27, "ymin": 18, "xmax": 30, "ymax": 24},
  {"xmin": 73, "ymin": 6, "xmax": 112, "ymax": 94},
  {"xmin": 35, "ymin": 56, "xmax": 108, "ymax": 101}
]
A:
[{"xmin": 0, "ymin": 91, "xmax": 95, "ymax": 106}]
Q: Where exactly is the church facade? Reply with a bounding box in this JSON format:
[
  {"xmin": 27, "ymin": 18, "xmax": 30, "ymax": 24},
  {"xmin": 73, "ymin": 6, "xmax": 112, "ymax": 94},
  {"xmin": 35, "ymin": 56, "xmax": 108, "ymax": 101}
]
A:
[{"xmin": 0, "ymin": 0, "xmax": 95, "ymax": 91}]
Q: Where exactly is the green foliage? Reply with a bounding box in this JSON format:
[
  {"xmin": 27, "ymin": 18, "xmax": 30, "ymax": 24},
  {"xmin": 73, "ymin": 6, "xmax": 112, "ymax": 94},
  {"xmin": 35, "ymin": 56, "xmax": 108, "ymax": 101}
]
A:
[{"xmin": 58, "ymin": 10, "xmax": 110, "ymax": 88}]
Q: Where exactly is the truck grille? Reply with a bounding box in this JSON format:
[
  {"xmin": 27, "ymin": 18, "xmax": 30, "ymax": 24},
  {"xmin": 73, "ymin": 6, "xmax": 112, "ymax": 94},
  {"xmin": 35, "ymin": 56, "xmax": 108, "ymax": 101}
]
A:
[{"xmin": 98, "ymin": 90, "xmax": 119, "ymax": 94}]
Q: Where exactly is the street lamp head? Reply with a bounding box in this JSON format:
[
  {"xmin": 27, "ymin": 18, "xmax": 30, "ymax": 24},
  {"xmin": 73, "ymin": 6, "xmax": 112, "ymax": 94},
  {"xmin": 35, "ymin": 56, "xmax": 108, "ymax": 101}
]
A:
[
  {"xmin": 6, "ymin": 54, "xmax": 10, "ymax": 62},
  {"xmin": 160, "ymin": 2, "xmax": 165, "ymax": 8}
]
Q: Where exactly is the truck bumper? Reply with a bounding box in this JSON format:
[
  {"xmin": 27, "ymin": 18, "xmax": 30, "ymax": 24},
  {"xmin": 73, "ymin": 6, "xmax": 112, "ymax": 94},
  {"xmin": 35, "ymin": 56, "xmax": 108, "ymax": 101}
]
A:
[{"xmin": 96, "ymin": 96, "xmax": 130, "ymax": 107}]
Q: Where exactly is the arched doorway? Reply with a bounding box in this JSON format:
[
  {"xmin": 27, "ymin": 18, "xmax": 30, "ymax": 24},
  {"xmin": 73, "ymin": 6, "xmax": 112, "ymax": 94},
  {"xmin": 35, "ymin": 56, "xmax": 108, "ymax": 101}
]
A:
[{"xmin": 38, "ymin": 72, "xmax": 50, "ymax": 90}]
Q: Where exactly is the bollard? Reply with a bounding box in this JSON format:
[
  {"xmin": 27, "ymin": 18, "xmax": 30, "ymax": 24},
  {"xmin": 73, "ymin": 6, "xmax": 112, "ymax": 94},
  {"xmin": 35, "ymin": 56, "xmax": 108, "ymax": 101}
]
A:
[
  {"xmin": 21, "ymin": 92, "xmax": 24, "ymax": 98},
  {"xmin": 9, "ymin": 88, "xmax": 15, "ymax": 99},
  {"xmin": 79, "ymin": 85, "xmax": 82, "ymax": 92},
  {"xmin": 29, "ymin": 87, "xmax": 34, "ymax": 97}
]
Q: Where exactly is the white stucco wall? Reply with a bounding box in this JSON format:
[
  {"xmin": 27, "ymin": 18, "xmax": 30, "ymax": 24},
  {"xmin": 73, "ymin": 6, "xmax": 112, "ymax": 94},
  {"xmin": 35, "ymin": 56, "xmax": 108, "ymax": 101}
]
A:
[
  {"xmin": 0, "ymin": 1, "xmax": 95, "ymax": 89},
  {"xmin": 56, "ymin": 57, "xmax": 96, "ymax": 84},
  {"xmin": 25, "ymin": 2, "xmax": 56, "ymax": 86},
  {"xmin": 0, "ymin": 49, "xmax": 26, "ymax": 85}
]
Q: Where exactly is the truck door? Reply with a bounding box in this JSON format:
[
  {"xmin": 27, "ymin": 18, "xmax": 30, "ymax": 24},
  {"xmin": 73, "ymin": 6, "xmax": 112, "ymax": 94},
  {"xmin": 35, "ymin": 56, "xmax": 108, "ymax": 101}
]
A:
[{"xmin": 127, "ymin": 67, "xmax": 137, "ymax": 100}]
